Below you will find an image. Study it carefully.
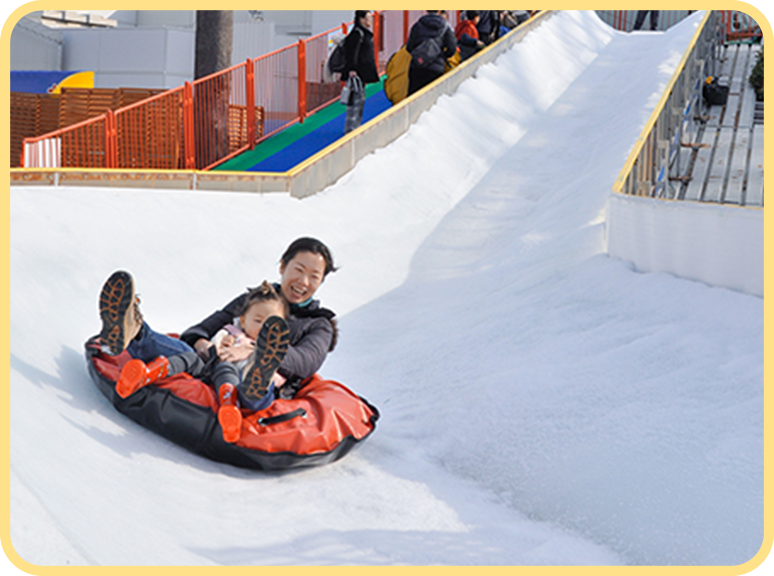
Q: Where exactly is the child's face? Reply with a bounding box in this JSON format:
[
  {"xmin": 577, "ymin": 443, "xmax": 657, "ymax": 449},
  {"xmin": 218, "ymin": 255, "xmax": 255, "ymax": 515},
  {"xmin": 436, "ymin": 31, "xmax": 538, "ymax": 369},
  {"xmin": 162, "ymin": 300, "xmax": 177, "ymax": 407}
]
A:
[{"xmin": 240, "ymin": 300, "xmax": 285, "ymax": 341}]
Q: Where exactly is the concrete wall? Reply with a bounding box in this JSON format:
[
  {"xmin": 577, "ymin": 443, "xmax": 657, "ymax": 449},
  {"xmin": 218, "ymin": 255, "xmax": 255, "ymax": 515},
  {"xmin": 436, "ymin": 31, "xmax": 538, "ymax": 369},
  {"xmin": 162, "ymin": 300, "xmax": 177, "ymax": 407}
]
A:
[
  {"xmin": 606, "ymin": 192, "xmax": 763, "ymax": 296},
  {"xmin": 11, "ymin": 16, "xmax": 63, "ymax": 70},
  {"xmin": 233, "ymin": 21, "xmax": 275, "ymax": 66},
  {"xmin": 62, "ymin": 26, "xmax": 194, "ymax": 89}
]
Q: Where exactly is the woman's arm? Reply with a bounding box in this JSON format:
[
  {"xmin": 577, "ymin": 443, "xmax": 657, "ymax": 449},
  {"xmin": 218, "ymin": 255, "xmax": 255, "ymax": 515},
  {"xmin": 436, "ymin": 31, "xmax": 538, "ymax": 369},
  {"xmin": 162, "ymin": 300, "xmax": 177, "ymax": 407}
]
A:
[
  {"xmin": 180, "ymin": 293, "xmax": 246, "ymax": 349},
  {"xmin": 457, "ymin": 33, "xmax": 479, "ymax": 47},
  {"xmin": 278, "ymin": 317, "xmax": 334, "ymax": 381}
]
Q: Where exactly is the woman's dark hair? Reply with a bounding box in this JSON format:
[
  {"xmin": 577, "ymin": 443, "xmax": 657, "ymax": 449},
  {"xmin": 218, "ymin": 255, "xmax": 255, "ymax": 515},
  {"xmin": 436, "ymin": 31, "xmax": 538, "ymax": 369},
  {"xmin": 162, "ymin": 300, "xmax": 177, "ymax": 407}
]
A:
[
  {"xmin": 466, "ymin": 10, "xmax": 480, "ymax": 20},
  {"xmin": 280, "ymin": 237, "xmax": 338, "ymax": 277},
  {"xmin": 355, "ymin": 10, "xmax": 371, "ymax": 24},
  {"xmin": 239, "ymin": 281, "xmax": 289, "ymax": 317}
]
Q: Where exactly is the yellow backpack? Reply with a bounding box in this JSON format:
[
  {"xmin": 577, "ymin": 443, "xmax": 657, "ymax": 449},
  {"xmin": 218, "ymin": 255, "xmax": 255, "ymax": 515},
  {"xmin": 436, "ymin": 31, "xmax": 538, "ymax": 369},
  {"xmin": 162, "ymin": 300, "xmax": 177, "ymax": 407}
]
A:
[
  {"xmin": 384, "ymin": 45, "xmax": 461, "ymax": 105},
  {"xmin": 384, "ymin": 46, "xmax": 412, "ymax": 105},
  {"xmin": 445, "ymin": 49, "xmax": 461, "ymax": 72}
]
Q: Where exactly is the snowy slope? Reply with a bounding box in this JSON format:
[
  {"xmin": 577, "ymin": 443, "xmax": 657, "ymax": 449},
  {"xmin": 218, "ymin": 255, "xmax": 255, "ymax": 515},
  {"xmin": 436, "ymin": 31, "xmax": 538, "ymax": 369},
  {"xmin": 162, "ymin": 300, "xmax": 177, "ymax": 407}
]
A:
[{"xmin": 9, "ymin": 11, "xmax": 763, "ymax": 567}]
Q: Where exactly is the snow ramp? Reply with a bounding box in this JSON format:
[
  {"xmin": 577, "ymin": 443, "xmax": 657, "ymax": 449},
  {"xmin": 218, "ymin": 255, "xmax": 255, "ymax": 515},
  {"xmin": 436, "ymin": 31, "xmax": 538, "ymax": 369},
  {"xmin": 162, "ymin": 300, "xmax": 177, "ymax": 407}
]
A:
[{"xmin": 9, "ymin": 10, "xmax": 763, "ymax": 568}]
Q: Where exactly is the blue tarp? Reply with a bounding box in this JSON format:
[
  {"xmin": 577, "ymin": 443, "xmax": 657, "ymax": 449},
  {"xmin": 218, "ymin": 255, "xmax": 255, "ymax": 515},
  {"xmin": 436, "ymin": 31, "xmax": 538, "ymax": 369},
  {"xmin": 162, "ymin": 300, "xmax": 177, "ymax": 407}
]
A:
[{"xmin": 11, "ymin": 70, "xmax": 85, "ymax": 94}]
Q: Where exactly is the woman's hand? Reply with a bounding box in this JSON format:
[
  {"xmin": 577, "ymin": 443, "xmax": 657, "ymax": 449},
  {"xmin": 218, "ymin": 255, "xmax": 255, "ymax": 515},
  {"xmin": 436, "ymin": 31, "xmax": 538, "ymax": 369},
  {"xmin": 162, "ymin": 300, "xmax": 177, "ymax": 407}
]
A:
[
  {"xmin": 214, "ymin": 333, "xmax": 235, "ymax": 358},
  {"xmin": 272, "ymin": 372, "xmax": 287, "ymax": 389},
  {"xmin": 194, "ymin": 338, "xmax": 213, "ymax": 361}
]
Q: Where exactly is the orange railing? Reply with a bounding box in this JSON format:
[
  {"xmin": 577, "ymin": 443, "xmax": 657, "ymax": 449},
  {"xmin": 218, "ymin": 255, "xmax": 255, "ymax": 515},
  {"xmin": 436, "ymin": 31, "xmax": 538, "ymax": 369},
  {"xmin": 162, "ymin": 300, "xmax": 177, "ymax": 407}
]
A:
[
  {"xmin": 719, "ymin": 10, "xmax": 762, "ymax": 41},
  {"xmin": 20, "ymin": 10, "xmax": 464, "ymax": 171},
  {"xmin": 115, "ymin": 87, "xmax": 186, "ymax": 169}
]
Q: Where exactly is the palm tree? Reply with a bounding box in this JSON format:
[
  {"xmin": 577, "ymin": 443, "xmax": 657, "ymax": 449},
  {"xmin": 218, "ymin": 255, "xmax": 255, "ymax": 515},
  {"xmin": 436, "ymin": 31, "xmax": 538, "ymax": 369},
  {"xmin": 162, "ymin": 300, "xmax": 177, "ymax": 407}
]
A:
[
  {"xmin": 194, "ymin": 11, "xmax": 234, "ymax": 167},
  {"xmin": 195, "ymin": 10, "xmax": 233, "ymax": 79}
]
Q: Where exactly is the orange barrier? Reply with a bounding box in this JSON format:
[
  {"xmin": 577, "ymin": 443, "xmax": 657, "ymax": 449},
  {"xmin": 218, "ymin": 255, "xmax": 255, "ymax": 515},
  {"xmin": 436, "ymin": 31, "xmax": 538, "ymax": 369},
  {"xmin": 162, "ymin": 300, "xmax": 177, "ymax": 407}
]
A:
[
  {"xmin": 115, "ymin": 87, "xmax": 185, "ymax": 169},
  {"xmin": 21, "ymin": 11, "xmax": 464, "ymax": 171},
  {"xmin": 720, "ymin": 10, "xmax": 762, "ymax": 41},
  {"xmin": 11, "ymin": 87, "xmax": 165, "ymax": 167}
]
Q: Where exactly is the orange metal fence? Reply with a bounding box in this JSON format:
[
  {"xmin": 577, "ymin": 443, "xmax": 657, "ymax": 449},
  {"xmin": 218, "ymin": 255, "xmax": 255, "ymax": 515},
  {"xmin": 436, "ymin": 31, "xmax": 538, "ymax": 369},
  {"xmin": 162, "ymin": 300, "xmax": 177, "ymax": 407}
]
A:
[
  {"xmin": 11, "ymin": 86, "xmax": 165, "ymax": 167},
  {"xmin": 719, "ymin": 10, "xmax": 762, "ymax": 41},
  {"xmin": 115, "ymin": 87, "xmax": 185, "ymax": 170},
  {"xmin": 20, "ymin": 10, "xmax": 466, "ymax": 171}
]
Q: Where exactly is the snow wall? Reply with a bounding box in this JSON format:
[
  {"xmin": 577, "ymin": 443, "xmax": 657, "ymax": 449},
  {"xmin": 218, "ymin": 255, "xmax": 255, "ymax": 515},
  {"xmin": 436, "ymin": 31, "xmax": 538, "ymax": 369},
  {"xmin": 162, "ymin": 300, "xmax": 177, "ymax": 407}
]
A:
[{"xmin": 606, "ymin": 192, "xmax": 763, "ymax": 297}]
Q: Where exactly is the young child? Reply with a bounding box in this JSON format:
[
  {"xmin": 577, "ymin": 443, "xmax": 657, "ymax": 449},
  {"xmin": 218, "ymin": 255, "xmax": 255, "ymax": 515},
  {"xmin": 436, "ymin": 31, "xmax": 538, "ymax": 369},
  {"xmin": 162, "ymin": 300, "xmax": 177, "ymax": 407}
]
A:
[{"xmin": 114, "ymin": 282, "xmax": 290, "ymax": 443}]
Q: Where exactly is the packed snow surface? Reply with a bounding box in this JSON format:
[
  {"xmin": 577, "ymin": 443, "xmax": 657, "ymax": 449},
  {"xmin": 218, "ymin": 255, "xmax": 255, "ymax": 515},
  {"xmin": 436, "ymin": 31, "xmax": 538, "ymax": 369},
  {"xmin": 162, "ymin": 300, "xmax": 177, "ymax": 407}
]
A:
[{"xmin": 9, "ymin": 11, "xmax": 763, "ymax": 567}]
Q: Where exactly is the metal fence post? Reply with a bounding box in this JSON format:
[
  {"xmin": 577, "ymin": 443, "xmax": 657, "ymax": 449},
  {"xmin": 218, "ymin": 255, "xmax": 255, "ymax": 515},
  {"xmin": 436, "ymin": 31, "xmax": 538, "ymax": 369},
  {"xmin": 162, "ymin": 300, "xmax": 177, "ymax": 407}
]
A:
[
  {"xmin": 104, "ymin": 109, "xmax": 117, "ymax": 168},
  {"xmin": 183, "ymin": 81, "xmax": 195, "ymax": 169},
  {"xmin": 298, "ymin": 39, "xmax": 307, "ymax": 123},
  {"xmin": 246, "ymin": 58, "xmax": 256, "ymax": 149}
]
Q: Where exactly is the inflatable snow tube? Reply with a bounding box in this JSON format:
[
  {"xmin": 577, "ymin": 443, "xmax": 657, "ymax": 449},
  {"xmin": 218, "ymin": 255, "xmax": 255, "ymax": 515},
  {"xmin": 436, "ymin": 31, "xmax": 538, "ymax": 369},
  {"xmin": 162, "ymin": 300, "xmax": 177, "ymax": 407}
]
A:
[{"xmin": 85, "ymin": 336, "xmax": 379, "ymax": 471}]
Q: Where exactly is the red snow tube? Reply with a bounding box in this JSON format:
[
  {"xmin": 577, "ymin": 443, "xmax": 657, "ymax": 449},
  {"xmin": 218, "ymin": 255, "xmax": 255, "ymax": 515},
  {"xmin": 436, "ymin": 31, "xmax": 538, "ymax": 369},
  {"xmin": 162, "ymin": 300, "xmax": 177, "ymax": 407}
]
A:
[{"xmin": 84, "ymin": 336, "xmax": 379, "ymax": 470}]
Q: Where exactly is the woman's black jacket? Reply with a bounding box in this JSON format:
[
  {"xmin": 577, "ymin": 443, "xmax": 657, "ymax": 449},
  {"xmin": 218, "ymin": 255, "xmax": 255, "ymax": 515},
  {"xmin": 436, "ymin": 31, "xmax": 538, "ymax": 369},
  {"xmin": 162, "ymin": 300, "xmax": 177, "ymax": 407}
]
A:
[{"xmin": 343, "ymin": 23, "xmax": 379, "ymax": 84}]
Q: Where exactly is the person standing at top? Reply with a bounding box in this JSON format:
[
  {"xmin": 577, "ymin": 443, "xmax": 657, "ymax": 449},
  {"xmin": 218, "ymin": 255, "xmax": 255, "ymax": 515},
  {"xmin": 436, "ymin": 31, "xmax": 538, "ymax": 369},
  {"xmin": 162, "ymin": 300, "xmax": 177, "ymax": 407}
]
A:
[
  {"xmin": 341, "ymin": 10, "xmax": 379, "ymax": 134},
  {"xmin": 406, "ymin": 10, "xmax": 457, "ymax": 96},
  {"xmin": 476, "ymin": 10, "xmax": 500, "ymax": 45},
  {"xmin": 632, "ymin": 10, "xmax": 659, "ymax": 31},
  {"xmin": 455, "ymin": 10, "xmax": 485, "ymax": 61}
]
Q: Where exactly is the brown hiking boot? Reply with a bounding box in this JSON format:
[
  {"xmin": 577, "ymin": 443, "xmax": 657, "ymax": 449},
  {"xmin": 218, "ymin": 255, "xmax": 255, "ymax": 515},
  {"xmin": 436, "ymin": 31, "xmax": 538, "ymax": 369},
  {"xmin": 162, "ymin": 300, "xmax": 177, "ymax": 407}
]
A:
[
  {"xmin": 241, "ymin": 316, "xmax": 289, "ymax": 404},
  {"xmin": 99, "ymin": 270, "xmax": 143, "ymax": 355}
]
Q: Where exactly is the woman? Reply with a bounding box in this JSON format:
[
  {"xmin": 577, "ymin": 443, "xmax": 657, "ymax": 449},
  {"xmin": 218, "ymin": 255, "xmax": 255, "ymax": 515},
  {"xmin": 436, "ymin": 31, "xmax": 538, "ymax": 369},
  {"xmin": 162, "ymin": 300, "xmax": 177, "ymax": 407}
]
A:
[
  {"xmin": 98, "ymin": 237, "xmax": 338, "ymax": 396},
  {"xmin": 341, "ymin": 10, "xmax": 379, "ymax": 134}
]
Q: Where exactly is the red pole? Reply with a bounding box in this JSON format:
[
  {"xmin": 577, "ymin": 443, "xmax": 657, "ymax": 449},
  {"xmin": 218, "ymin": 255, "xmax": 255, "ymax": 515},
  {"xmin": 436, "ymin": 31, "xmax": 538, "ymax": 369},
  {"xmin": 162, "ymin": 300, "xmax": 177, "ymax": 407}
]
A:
[
  {"xmin": 183, "ymin": 82, "xmax": 195, "ymax": 169},
  {"xmin": 104, "ymin": 110, "xmax": 116, "ymax": 168},
  {"xmin": 403, "ymin": 10, "xmax": 409, "ymax": 45},
  {"xmin": 245, "ymin": 58, "xmax": 256, "ymax": 149},
  {"xmin": 298, "ymin": 40, "xmax": 307, "ymax": 124}
]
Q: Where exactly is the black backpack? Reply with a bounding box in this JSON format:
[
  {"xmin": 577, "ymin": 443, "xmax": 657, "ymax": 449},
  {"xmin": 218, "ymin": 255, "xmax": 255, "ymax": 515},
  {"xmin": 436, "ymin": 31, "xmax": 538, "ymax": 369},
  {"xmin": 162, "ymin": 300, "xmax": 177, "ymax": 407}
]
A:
[
  {"xmin": 327, "ymin": 28, "xmax": 363, "ymax": 76},
  {"xmin": 411, "ymin": 36, "xmax": 442, "ymax": 68},
  {"xmin": 327, "ymin": 42, "xmax": 347, "ymax": 75}
]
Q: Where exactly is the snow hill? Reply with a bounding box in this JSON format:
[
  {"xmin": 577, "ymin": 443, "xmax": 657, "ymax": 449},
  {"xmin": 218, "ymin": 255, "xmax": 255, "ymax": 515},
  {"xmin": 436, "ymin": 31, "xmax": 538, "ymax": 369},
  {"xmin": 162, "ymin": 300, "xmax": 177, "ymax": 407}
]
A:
[{"xmin": 9, "ymin": 11, "xmax": 764, "ymax": 567}]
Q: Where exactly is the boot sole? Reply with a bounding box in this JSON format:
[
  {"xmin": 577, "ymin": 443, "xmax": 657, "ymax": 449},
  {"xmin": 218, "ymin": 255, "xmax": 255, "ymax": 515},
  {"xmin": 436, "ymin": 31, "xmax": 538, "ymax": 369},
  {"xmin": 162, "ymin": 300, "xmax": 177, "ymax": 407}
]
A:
[
  {"xmin": 116, "ymin": 358, "xmax": 146, "ymax": 398},
  {"xmin": 242, "ymin": 316, "xmax": 289, "ymax": 403},
  {"xmin": 99, "ymin": 271, "xmax": 136, "ymax": 355},
  {"xmin": 218, "ymin": 405, "xmax": 242, "ymax": 443}
]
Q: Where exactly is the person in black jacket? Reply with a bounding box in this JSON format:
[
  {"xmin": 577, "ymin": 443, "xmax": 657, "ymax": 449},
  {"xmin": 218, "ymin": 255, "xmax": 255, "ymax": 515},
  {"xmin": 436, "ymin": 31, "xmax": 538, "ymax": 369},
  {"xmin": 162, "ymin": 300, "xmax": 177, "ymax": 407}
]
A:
[
  {"xmin": 342, "ymin": 10, "xmax": 379, "ymax": 134},
  {"xmin": 97, "ymin": 237, "xmax": 339, "ymax": 399},
  {"xmin": 476, "ymin": 10, "xmax": 500, "ymax": 45},
  {"xmin": 406, "ymin": 10, "xmax": 457, "ymax": 96}
]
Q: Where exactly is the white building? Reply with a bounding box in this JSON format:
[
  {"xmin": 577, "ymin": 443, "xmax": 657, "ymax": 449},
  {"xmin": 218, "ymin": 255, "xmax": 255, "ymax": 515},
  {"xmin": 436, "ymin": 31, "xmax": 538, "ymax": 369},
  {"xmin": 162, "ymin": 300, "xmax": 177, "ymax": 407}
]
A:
[{"xmin": 11, "ymin": 10, "xmax": 353, "ymax": 90}]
